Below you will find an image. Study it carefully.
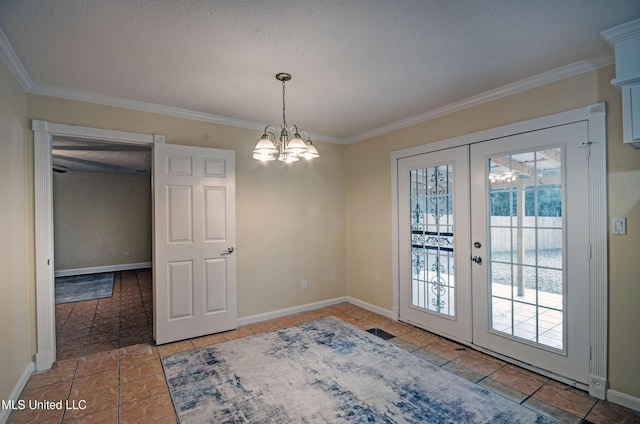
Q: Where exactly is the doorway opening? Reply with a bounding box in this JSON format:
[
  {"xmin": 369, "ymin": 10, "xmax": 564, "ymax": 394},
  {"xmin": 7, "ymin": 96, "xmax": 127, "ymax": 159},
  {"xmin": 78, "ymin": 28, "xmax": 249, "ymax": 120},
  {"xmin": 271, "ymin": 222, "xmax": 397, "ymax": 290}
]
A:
[
  {"xmin": 51, "ymin": 135, "xmax": 153, "ymax": 359},
  {"xmin": 33, "ymin": 121, "xmax": 160, "ymax": 370}
]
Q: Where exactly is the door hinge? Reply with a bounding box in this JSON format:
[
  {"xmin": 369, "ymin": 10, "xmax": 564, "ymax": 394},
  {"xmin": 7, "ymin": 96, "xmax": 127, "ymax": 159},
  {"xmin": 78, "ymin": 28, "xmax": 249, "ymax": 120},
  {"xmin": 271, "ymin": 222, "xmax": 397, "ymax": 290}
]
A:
[{"xmin": 588, "ymin": 243, "xmax": 592, "ymax": 260}]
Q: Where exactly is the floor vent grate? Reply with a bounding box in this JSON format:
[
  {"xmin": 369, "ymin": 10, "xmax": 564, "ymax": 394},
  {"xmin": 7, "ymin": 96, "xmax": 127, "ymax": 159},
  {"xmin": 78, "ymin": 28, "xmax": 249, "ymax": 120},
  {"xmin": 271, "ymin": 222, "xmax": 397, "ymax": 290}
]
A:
[{"xmin": 366, "ymin": 328, "xmax": 395, "ymax": 340}]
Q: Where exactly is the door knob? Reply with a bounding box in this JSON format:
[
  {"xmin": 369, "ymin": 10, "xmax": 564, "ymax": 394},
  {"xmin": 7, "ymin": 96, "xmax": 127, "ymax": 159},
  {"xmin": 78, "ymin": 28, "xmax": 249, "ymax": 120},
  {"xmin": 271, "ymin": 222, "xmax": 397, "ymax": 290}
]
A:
[
  {"xmin": 221, "ymin": 246, "xmax": 235, "ymax": 255},
  {"xmin": 472, "ymin": 255, "xmax": 482, "ymax": 265}
]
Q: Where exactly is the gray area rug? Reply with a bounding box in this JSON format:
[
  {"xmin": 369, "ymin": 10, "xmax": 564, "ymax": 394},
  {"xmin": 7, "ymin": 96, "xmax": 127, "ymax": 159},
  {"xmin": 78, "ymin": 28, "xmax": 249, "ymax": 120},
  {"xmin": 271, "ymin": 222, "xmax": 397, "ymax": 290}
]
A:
[
  {"xmin": 54, "ymin": 272, "xmax": 114, "ymax": 304},
  {"xmin": 161, "ymin": 316, "xmax": 557, "ymax": 423}
]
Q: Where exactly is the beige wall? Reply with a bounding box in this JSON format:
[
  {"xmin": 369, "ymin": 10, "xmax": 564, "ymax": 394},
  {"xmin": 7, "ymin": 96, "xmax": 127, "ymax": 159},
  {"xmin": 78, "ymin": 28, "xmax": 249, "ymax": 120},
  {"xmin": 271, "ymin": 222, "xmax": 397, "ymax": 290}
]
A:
[
  {"xmin": 27, "ymin": 95, "xmax": 348, "ymax": 318},
  {"xmin": 345, "ymin": 65, "xmax": 640, "ymax": 398},
  {"xmin": 0, "ymin": 61, "xmax": 34, "ymax": 401},
  {"xmin": 53, "ymin": 172, "xmax": 152, "ymax": 271}
]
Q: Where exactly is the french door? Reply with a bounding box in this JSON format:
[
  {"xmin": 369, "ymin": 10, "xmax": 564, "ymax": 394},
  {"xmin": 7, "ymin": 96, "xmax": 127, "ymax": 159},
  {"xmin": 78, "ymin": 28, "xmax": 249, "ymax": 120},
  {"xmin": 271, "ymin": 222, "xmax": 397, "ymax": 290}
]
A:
[
  {"xmin": 398, "ymin": 146, "xmax": 472, "ymax": 341},
  {"xmin": 398, "ymin": 122, "xmax": 590, "ymax": 384}
]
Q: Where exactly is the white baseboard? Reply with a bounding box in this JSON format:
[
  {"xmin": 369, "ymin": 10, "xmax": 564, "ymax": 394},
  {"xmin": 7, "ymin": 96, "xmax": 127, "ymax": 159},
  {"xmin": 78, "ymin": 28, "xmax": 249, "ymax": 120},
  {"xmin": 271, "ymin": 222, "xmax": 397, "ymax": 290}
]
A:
[
  {"xmin": 237, "ymin": 296, "xmax": 348, "ymax": 326},
  {"xmin": 54, "ymin": 262, "xmax": 152, "ymax": 277},
  {"xmin": 345, "ymin": 296, "xmax": 396, "ymax": 320},
  {"xmin": 608, "ymin": 389, "xmax": 640, "ymax": 412},
  {"xmin": 0, "ymin": 362, "xmax": 35, "ymax": 424},
  {"xmin": 237, "ymin": 296, "xmax": 396, "ymax": 328}
]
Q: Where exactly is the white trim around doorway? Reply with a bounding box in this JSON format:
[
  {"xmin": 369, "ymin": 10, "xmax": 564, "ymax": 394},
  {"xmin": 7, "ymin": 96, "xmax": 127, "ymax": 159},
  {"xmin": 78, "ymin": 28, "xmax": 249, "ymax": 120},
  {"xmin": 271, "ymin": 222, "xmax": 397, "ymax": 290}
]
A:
[{"xmin": 32, "ymin": 120, "xmax": 163, "ymax": 371}]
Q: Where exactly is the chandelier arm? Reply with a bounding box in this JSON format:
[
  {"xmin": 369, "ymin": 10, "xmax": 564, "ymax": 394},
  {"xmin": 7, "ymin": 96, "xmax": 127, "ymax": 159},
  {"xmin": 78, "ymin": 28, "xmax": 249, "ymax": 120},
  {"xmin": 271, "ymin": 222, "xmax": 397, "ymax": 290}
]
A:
[
  {"xmin": 263, "ymin": 125, "xmax": 278, "ymax": 134},
  {"xmin": 296, "ymin": 129, "xmax": 311, "ymax": 139},
  {"xmin": 263, "ymin": 126, "xmax": 280, "ymax": 144},
  {"xmin": 288, "ymin": 124, "xmax": 299, "ymax": 134}
]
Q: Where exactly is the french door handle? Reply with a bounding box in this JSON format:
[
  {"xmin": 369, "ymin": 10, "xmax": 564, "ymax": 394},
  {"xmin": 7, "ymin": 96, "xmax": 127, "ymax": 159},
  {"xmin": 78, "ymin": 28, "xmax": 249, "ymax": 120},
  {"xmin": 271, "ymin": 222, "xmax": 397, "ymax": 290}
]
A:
[
  {"xmin": 472, "ymin": 255, "xmax": 482, "ymax": 265},
  {"xmin": 221, "ymin": 246, "xmax": 235, "ymax": 255}
]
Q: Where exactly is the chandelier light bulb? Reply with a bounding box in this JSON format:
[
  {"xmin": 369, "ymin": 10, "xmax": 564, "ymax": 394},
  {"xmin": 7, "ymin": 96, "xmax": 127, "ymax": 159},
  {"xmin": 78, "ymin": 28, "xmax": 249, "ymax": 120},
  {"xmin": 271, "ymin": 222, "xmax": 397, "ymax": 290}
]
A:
[{"xmin": 300, "ymin": 141, "xmax": 319, "ymax": 160}]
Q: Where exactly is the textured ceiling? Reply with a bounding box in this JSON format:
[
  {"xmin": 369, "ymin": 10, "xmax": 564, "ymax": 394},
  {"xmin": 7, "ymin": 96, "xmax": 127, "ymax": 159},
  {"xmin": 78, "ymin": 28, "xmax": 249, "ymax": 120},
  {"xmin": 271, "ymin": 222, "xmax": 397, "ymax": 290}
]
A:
[
  {"xmin": 52, "ymin": 137, "xmax": 151, "ymax": 175},
  {"xmin": 1, "ymin": 0, "xmax": 639, "ymax": 145}
]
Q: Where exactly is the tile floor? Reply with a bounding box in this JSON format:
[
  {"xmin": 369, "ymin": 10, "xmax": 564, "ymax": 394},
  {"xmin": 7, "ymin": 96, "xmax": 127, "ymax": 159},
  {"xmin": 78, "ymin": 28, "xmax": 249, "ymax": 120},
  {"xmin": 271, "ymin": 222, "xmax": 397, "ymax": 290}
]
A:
[
  {"xmin": 491, "ymin": 283, "xmax": 564, "ymax": 350},
  {"xmin": 54, "ymin": 270, "xmax": 154, "ymax": 361},
  {"xmin": 8, "ymin": 270, "xmax": 640, "ymax": 423}
]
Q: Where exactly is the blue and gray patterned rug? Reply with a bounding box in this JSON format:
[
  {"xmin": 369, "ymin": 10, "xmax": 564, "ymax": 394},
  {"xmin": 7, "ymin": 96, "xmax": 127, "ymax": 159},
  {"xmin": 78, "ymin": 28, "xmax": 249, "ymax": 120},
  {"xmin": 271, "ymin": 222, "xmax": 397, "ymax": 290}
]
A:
[
  {"xmin": 54, "ymin": 272, "xmax": 115, "ymax": 304},
  {"xmin": 161, "ymin": 317, "xmax": 557, "ymax": 423}
]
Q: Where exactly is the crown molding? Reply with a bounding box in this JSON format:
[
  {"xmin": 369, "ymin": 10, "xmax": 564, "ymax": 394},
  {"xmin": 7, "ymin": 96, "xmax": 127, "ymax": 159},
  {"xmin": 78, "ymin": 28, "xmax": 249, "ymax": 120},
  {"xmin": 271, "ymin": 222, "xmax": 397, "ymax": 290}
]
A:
[
  {"xmin": 0, "ymin": 26, "xmax": 33, "ymax": 91},
  {"xmin": 344, "ymin": 51, "xmax": 614, "ymax": 144},
  {"xmin": 27, "ymin": 83, "xmax": 343, "ymax": 144},
  {"xmin": 601, "ymin": 17, "xmax": 640, "ymax": 46},
  {"xmin": 29, "ymin": 82, "xmax": 265, "ymax": 129}
]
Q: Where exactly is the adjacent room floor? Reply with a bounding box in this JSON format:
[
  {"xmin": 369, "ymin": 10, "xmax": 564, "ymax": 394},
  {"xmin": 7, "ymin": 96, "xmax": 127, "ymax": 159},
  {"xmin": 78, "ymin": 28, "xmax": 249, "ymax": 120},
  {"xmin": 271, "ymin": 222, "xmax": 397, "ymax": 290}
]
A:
[
  {"xmin": 8, "ymin": 270, "xmax": 640, "ymax": 423},
  {"xmin": 54, "ymin": 270, "xmax": 154, "ymax": 361}
]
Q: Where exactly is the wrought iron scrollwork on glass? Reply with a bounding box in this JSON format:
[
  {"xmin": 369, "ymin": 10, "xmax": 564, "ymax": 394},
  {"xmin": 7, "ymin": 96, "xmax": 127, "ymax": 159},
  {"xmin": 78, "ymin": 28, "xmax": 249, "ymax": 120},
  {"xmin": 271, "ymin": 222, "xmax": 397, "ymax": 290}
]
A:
[
  {"xmin": 412, "ymin": 201, "xmax": 425, "ymax": 232},
  {"xmin": 412, "ymin": 248, "xmax": 425, "ymax": 276},
  {"xmin": 429, "ymin": 256, "xmax": 448, "ymax": 312},
  {"xmin": 428, "ymin": 167, "xmax": 448, "ymax": 222},
  {"xmin": 409, "ymin": 163, "xmax": 456, "ymax": 317},
  {"xmin": 424, "ymin": 236, "xmax": 453, "ymax": 248}
]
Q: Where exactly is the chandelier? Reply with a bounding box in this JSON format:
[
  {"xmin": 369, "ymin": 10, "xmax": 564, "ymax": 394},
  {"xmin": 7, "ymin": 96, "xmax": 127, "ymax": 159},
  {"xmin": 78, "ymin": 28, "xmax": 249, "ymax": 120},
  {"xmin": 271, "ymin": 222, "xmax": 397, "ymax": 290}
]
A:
[
  {"xmin": 253, "ymin": 73, "xmax": 319, "ymax": 163},
  {"xmin": 488, "ymin": 171, "xmax": 517, "ymax": 184}
]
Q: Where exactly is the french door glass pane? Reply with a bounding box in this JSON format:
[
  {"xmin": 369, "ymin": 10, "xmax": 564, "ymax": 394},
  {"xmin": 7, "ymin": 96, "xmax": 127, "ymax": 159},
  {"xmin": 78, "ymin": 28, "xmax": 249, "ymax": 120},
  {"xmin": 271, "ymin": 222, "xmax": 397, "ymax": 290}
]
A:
[
  {"xmin": 410, "ymin": 164, "xmax": 455, "ymax": 317},
  {"xmin": 487, "ymin": 147, "xmax": 564, "ymax": 350}
]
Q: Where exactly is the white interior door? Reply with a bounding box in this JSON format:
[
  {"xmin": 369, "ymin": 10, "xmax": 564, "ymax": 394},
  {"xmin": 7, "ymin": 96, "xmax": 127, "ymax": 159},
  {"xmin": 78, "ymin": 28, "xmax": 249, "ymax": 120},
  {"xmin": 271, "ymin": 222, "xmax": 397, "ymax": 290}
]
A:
[
  {"xmin": 398, "ymin": 146, "xmax": 472, "ymax": 341},
  {"xmin": 470, "ymin": 122, "xmax": 590, "ymax": 383},
  {"xmin": 154, "ymin": 143, "xmax": 236, "ymax": 345}
]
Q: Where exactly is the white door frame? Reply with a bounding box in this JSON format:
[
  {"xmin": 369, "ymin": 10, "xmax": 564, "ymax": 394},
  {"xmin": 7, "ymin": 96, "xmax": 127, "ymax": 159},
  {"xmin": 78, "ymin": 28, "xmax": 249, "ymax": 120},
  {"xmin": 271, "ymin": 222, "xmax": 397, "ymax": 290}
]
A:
[
  {"xmin": 32, "ymin": 120, "xmax": 162, "ymax": 371},
  {"xmin": 390, "ymin": 103, "xmax": 608, "ymax": 399}
]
